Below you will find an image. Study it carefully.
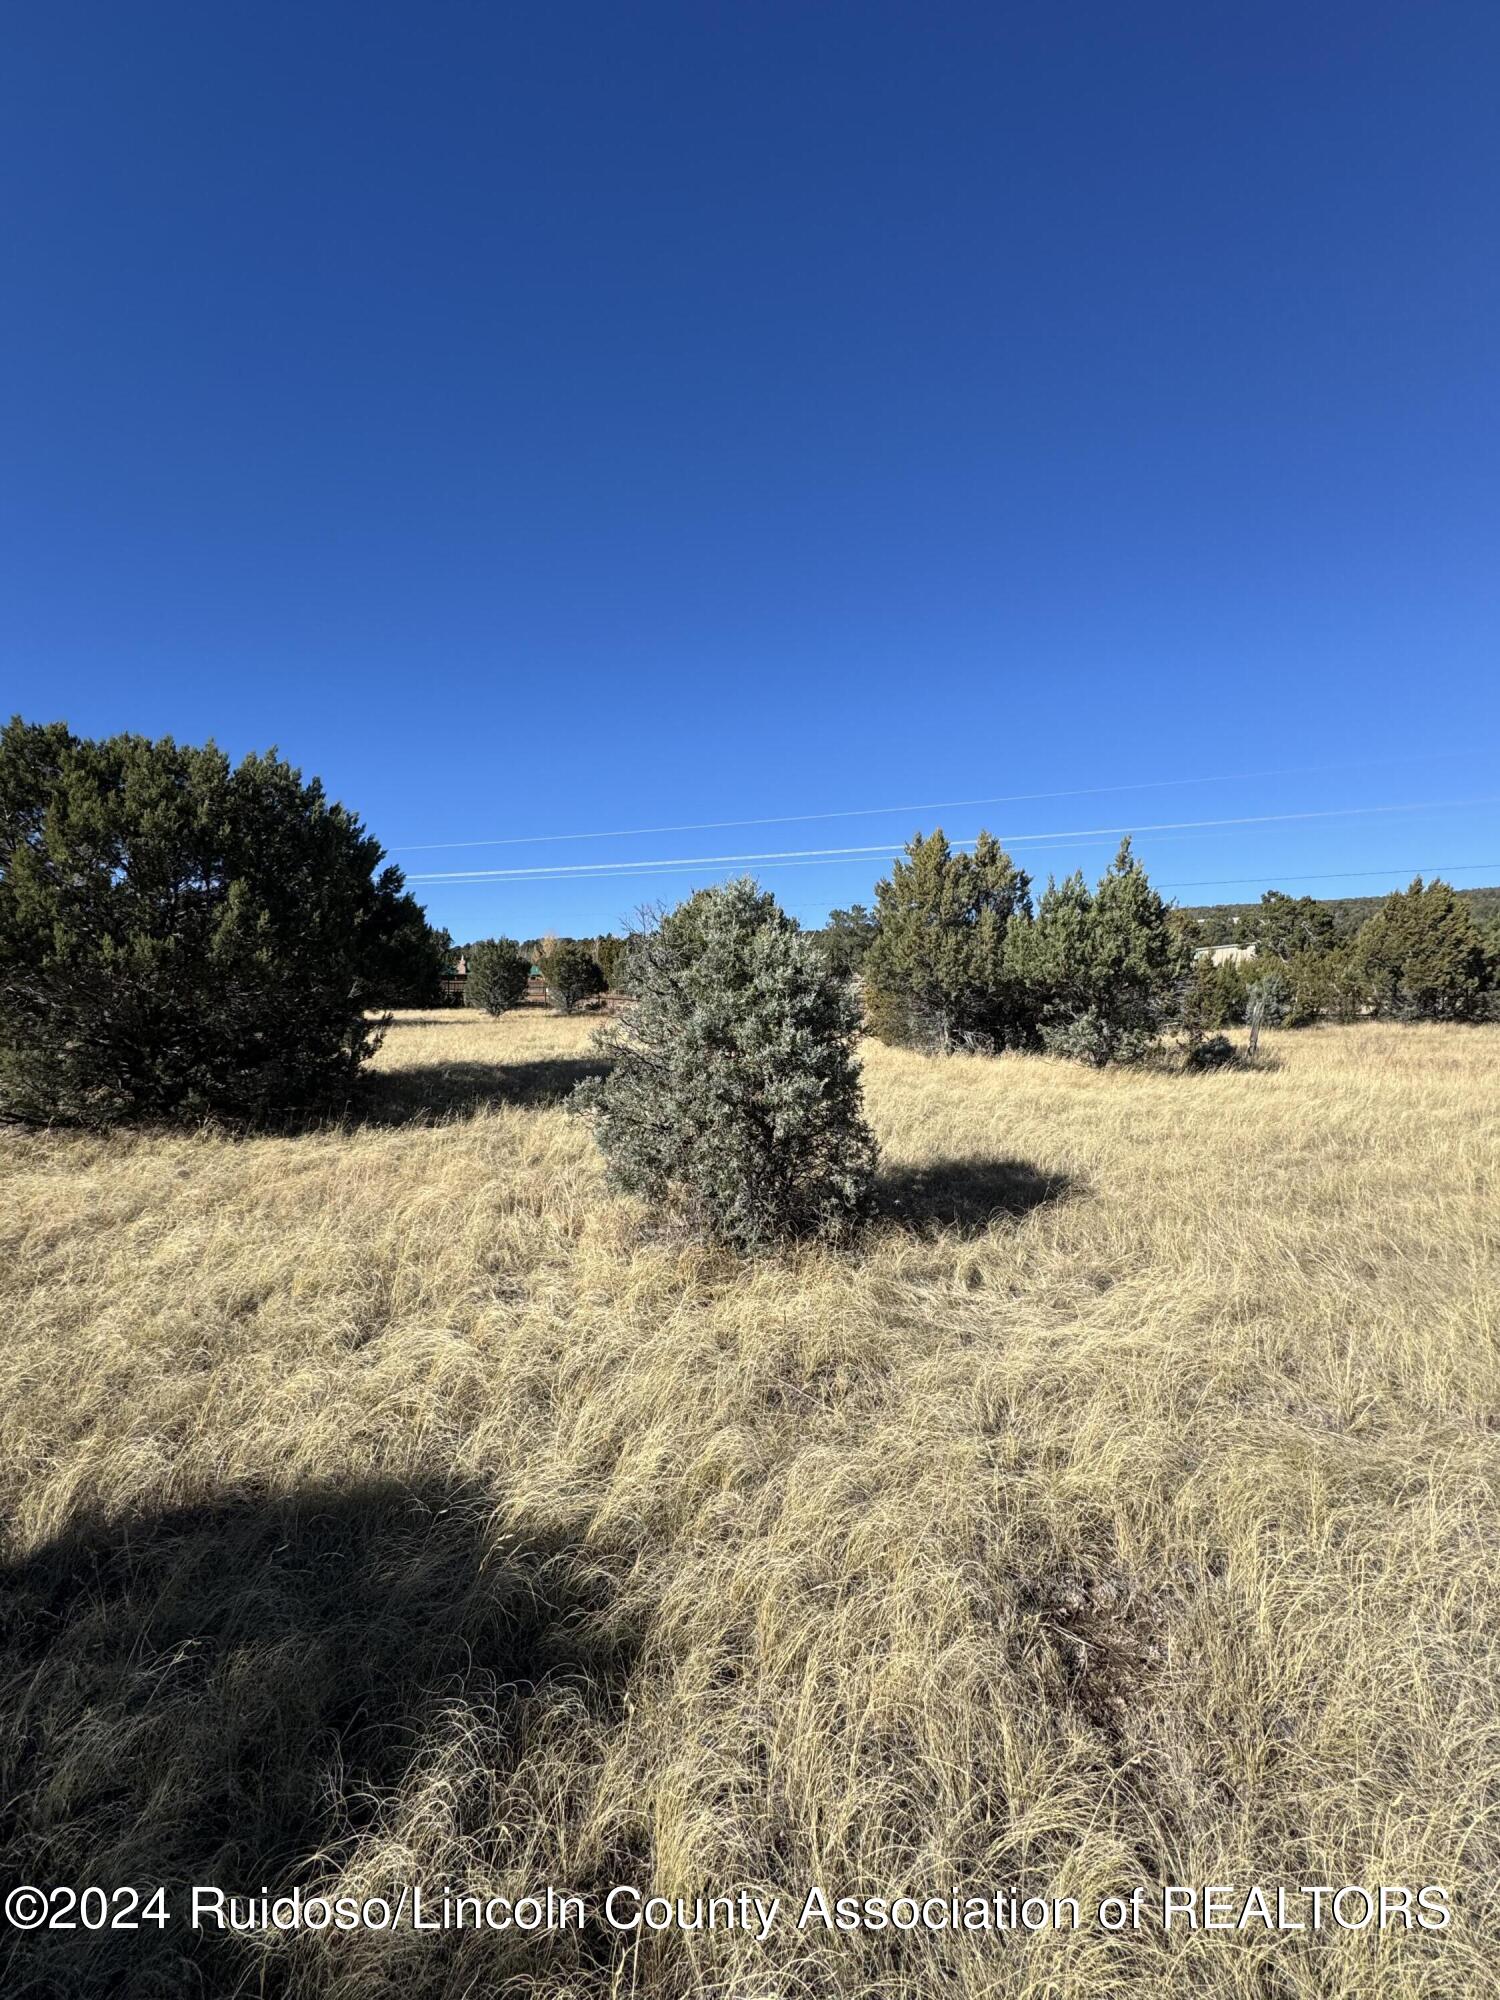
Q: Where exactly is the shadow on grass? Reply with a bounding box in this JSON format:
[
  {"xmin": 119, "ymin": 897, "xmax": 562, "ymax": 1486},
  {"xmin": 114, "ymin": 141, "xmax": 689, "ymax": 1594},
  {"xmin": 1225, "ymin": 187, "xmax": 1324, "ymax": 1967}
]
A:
[
  {"xmin": 875, "ymin": 1157, "xmax": 1078, "ymax": 1238},
  {"xmin": 347, "ymin": 1056, "xmax": 610, "ymax": 1127},
  {"xmin": 0, "ymin": 1478, "xmax": 645, "ymax": 1999},
  {"xmin": 378, "ymin": 1014, "xmax": 476, "ymax": 1028}
]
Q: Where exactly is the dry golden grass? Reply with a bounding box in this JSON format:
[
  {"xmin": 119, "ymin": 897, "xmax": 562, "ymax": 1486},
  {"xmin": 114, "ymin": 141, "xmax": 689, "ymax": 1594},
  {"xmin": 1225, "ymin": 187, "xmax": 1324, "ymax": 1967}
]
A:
[{"xmin": 2, "ymin": 1011, "xmax": 1497, "ymax": 1997}]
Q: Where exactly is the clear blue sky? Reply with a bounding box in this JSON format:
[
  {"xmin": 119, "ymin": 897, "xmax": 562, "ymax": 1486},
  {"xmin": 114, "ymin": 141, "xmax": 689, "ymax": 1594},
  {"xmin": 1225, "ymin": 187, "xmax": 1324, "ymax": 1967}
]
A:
[{"xmin": 4, "ymin": 1, "xmax": 1497, "ymax": 941}]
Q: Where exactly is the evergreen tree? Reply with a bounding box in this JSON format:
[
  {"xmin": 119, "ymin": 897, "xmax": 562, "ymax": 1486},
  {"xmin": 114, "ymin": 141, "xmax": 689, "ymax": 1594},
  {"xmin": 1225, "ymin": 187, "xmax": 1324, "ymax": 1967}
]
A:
[
  {"xmin": 593, "ymin": 933, "xmax": 628, "ymax": 990},
  {"xmin": 819, "ymin": 903, "xmax": 879, "ymax": 979},
  {"xmin": 573, "ymin": 879, "xmax": 877, "ymax": 1249},
  {"xmin": 0, "ymin": 718, "xmax": 412, "ymax": 1123},
  {"xmin": 465, "ymin": 937, "xmax": 530, "ymax": 1013},
  {"xmin": 540, "ymin": 939, "xmax": 606, "ymax": 1013},
  {"xmin": 1249, "ymin": 890, "xmax": 1337, "ymax": 960},
  {"xmin": 1018, "ymin": 839, "xmax": 1186, "ymax": 1065},
  {"xmin": 864, "ymin": 831, "xmax": 1035, "ymax": 1050},
  {"xmin": 1180, "ymin": 955, "xmax": 1252, "ymax": 1034},
  {"xmin": 1011, "ymin": 870, "xmax": 1094, "ymax": 1031},
  {"xmin": 1354, "ymin": 877, "xmax": 1492, "ymax": 1020}
]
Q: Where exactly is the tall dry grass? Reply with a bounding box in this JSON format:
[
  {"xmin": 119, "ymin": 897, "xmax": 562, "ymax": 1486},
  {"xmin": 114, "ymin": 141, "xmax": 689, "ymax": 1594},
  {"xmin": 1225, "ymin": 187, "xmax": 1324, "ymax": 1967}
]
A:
[{"xmin": 2, "ymin": 1011, "xmax": 1497, "ymax": 1997}]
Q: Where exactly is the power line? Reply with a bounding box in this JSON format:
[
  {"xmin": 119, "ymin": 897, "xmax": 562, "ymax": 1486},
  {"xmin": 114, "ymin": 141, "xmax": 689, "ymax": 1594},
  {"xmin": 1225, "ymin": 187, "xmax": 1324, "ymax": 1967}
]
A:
[
  {"xmin": 388, "ymin": 751, "xmax": 1479, "ymax": 853},
  {"xmin": 405, "ymin": 794, "xmax": 1499, "ymax": 885},
  {"xmin": 658, "ymin": 860, "xmax": 1500, "ymax": 931}
]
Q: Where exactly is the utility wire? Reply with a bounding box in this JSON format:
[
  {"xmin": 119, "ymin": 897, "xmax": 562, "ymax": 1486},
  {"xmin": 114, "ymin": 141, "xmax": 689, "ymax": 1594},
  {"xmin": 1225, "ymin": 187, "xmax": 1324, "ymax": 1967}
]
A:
[
  {"xmin": 766, "ymin": 862, "xmax": 1500, "ymax": 925},
  {"xmin": 405, "ymin": 795, "xmax": 1499, "ymax": 885},
  {"xmin": 389, "ymin": 751, "xmax": 1479, "ymax": 853}
]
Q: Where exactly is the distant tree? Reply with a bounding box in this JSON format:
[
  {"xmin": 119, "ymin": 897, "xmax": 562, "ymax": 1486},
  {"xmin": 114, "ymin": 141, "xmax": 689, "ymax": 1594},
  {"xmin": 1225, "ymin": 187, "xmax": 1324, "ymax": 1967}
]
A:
[
  {"xmin": 572, "ymin": 879, "xmax": 877, "ymax": 1249},
  {"xmin": 864, "ymin": 831, "xmax": 1035, "ymax": 1051},
  {"xmin": 540, "ymin": 939, "xmax": 606, "ymax": 1013},
  {"xmin": 1249, "ymin": 890, "xmax": 1337, "ymax": 961},
  {"xmin": 1354, "ymin": 877, "xmax": 1492, "ymax": 1021},
  {"xmin": 1324, "ymin": 945, "xmax": 1372, "ymax": 1024},
  {"xmin": 1244, "ymin": 969, "xmax": 1291, "ymax": 1028},
  {"xmin": 465, "ymin": 937, "xmax": 530, "ymax": 1014},
  {"xmin": 0, "ymin": 719, "xmax": 410, "ymax": 1124},
  {"xmin": 819, "ymin": 903, "xmax": 879, "ymax": 979},
  {"xmin": 1179, "ymin": 955, "xmax": 1251, "ymax": 1034},
  {"xmin": 1179, "ymin": 883, "xmax": 1499, "ymax": 947},
  {"xmin": 1019, "ymin": 839, "xmax": 1187, "ymax": 1065},
  {"xmin": 594, "ymin": 933, "xmax": 628, "ymax": 990},
  {"xmin": 1169, "ymin": 907, "xmax": 1210, "ymax": 952}
]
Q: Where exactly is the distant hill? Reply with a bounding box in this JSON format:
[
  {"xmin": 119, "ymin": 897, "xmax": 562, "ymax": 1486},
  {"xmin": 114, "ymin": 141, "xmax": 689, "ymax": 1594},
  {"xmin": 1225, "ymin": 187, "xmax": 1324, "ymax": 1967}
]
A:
[{"xmin": 1183, "ymin": 882, "xmax": 1500, "ymax": 944}]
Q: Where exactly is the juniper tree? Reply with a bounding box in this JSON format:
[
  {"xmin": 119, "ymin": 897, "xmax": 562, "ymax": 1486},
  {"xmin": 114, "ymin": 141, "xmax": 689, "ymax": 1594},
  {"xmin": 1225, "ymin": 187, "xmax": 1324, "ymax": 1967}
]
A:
[
  {"xmin": 572, "ymin": 879, "xmax": 878, "ymax": 1250},
  {"xmin": 540, "ymin": 939, "xmax": 607, "ymax": 1013},
  {"xmin": 863, "ymin": 831, "xmax": 1035, "ymax": 1051},
  {"xmin": 593, "ymin": 933, "xmax": 628, "ymax": 990},
  {"xmin": 0, "ymin": 717, "xmax": 417, "ymax": 1124},
  {"xmin": 1016, "ymin": 839, "xmax": 1186, "ymax": 1065},
  {"xmin": 1354, "ymin": 877, "xmax": 1492, "ymax": 1021},
  {"xmin": 465, "ymin": 937, "xmax": 530, "ymax": 1013},
  {"xmin": 1180, "ymin": 955, "xmax": 1252, "ymax": 1034},
  {"xmin": 820, "ymin": 903, "xmax": 879, "ymax": 979},
  {"xmin": 1249, "ymin": 890, "xmax": 1337, "ymax": 961}
]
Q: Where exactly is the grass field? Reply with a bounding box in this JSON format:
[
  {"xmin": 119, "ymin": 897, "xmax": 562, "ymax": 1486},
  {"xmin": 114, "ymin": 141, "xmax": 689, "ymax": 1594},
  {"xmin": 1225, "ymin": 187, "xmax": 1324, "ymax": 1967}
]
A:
[{"xmin": 2, "ymin": 1012, "xmax": 1497, "ymax": 1998}]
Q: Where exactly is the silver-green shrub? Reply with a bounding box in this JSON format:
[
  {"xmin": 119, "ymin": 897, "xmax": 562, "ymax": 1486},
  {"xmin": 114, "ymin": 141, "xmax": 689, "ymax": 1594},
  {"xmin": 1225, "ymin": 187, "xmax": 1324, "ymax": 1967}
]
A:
[{"xmin": 572, "ymin": 879, "xmax": 878, "ymax": 1251}]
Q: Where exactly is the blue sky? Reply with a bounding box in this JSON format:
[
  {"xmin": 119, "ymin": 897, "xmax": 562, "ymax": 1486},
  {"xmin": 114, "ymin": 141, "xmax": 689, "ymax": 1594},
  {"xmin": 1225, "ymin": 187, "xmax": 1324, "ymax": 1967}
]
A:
[{"xmin": 3, "ymin": 1, "xmax": 1497, "ymax": 941}]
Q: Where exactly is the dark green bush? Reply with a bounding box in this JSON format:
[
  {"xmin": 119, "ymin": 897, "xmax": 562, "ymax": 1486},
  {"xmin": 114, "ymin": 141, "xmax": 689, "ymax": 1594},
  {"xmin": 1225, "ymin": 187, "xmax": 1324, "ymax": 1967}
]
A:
[
  {"xmin": 572, "ymin": 879, "xmax": 878, "ymax": 1250},
  {"xmin": 818, "ymin": 903, "xmax": 879, "ymax": 979},
  {"xmin": 465, "ymin": 938, "xmax": 529, "ymax": 1014},
  {"xmin": 593, "ymin": 933, "xmax": 628, "ymax": 990},
  {"xmin": 540, "ymin": 940, "xmax": 606, "ymax": 1013},
  {"xmin": 1184, "ymin": 1032, "xmax": 1239, "ymax": 1071},
  {"xmin": 359, "ymin": 913, "xmax": 451, "ymax": 1009},
  {"xmin": 1179, "ymin": 956, "xmax": 1252, "ymax": 1034},
  {"xmin": 0, "ymin": 718, "xmax": 416, "ymax": 1125}
]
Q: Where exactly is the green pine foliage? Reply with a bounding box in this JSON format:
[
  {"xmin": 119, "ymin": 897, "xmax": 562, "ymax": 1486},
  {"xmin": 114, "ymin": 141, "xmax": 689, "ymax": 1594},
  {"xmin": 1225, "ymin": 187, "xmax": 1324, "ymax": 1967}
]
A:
[
  {"xmin": 1018, "ymin": 839, "xmax": 1188, "ymax": 1065},
  {"xmin": 540, "ymin": 940, "xmax": 607, "ymax": 1014},
  {"xmin": 863, "ymin": 831, "xmax": 1035, "ymax": 1051},
  {"xmin": 572, "ymin": 879, "xmax": 878, "ymax": 1250},
  {"xmin": 593, "ymin": 933, "xmax": 628, "ymax": 991},
  {"xmin": 0, "ymin": 718, "xmax": 418, "ymax": 1124},
  {"xmin": 818, "ymin": 903, "xmax": 879, "ymax": 979},
  {"xmin": 1354, "ymin": 877, "xmax": 1492, "ymax": 1021},
  {"xmin": 464, "ymin": 938, "xmax": 530, "ymax": 1014},
  {"xmin": 1180, "ymin": 956, "xmax": 1253, "ymax": 1033},
  {"xmin": 1248, "ymin": 889, "xmax": 1337, "ymax": 960}
]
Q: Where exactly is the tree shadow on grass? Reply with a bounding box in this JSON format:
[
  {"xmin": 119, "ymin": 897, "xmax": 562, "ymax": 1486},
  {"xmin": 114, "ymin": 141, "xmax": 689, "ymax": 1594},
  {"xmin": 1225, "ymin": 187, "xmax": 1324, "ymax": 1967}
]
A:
[
  {"xmin": 875, "ymin": 1157, "xmax": 1079, "ymax": 1238},
  {"xmin": 0, "ymin": 1479, "xmax": 647, "ymax": 1999},
  {"xmin": 346, "ymin": 1056, "xmax": 611, "ymax": 1127},
  {"xmin": 379, "ymin": 1014, "xmax": 476, "ymax": 1028}
]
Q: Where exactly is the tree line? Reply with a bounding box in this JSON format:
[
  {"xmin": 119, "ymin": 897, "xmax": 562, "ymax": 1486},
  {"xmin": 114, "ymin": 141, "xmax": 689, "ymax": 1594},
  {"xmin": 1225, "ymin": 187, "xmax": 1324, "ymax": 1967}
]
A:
[
  {"xmin": 455, "ymin": 934, "xmax": 614, "ymax": 1016},
  {"xmin": 1185, "ymin": 881, "xmax": 1500, "ymax": 946},
  {"xmin": 821, "ymin": 841, "xmax": 1500, "ymax": 1046},
  {"xmin": 3, "ymin": 720, "xmax": 1494, "ymax": 1139}
]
